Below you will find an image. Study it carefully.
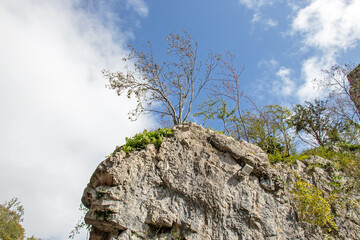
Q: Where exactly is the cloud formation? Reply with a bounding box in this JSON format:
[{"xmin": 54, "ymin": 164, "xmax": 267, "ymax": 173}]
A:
[
  {"xmin": 292, "ymin": 0, "xmax": 360, "ymax": 51},
  {"xmin": 126, "ymin": 0, "xmax": 149, "ymax": 17},
  {"xmin": 291, "ymin": 0, "xmax": 360, "ymax": 100},
  {"xmin": 251, "ymin": 12, "xmax": 278, "ymax": 28},
  {"xmin": 0, "ymin": 0, "xmax": 152, "ymax": 239},
  {"xmin": 238, "ymin": 0, "xmax": 275, "ymax": 10},
  {"xmin": 240, "ymin": 0, "xmax": 360, "ymax": 101},
  {"xmin": 276, "ymin": 66, "xmax": 295, "ymax": 96}
]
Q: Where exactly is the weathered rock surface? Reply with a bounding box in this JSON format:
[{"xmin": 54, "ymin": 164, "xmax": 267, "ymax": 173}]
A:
[
  {"xmin": 347, "ymin": 64, "xmax": 360, "ymax": 115},
  {"xmin": 82, "ymin": 123, "xmax": 360, "ymax": 239}
]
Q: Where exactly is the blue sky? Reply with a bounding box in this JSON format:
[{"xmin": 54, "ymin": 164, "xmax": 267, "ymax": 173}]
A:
[
  {"xmin": 107, "ymin": 0, "xmax": 360, "ymax": 106},
  {"xmin": 0, "ymin": 0, "xmax": 360, "ymax": 239}
]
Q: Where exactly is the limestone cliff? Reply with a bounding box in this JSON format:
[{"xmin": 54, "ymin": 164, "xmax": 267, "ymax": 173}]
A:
[
  {"xmin": 82, "ymin": 123, "xmax": 360, "ymax": 240},
  {"xmin": 347, "ymin": 64, "xmax": 360, "ymax": 115}
]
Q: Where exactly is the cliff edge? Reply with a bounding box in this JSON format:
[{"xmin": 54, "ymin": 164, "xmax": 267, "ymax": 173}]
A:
[{"xmin": 82, "ymin": 123, "xmax": 360, "ymax": 240}]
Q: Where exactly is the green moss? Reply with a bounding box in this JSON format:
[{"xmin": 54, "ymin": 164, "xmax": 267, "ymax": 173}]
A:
[
  {"xmin": 95, "ymin": 210, "xmax": 113, "ymax": 221},
  {"xmin": 121, "ymin": 127, "xmax": 174, "ymax": 153},
  {"xmin": 96, "ymin": 192, "xmax": 105, "ymax": 200}
]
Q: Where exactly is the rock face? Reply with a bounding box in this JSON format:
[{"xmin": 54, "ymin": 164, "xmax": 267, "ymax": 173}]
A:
[
  {"xmin": 82, "ymin": 123, "xmax": 360, "ymax": 240},
  {"xmin": 347, "ymin": 64, "xmax": 360, "ymax": 115}
]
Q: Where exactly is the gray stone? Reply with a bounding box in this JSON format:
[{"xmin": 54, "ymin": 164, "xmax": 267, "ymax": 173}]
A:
[
  {"xmin": 347, "ymin": 64, "xmax": 360, "ymax": 116},
  {"xmin": 82, "ymin": 123, "xmax": 360, "ymax": 239}
]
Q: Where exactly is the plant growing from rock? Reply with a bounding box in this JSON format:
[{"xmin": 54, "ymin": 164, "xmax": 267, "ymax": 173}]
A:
[
  {"xmin": 293, "ymin": 179, "xmax": 337, "ymax": 232},
  {"xmin": 68, "ymin": 203, "xmax": 91, "ymax": 239},
  {"xmin": 121, "ymin": 127, "xmax": 174, "ymax": 153}
]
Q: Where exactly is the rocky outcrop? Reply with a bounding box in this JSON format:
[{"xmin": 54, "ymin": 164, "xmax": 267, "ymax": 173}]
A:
[
  {"xmin": 82, "ymin": 123, "xmax": 360, "ymax": 239},
  {"xmin": 347, "ymin": 64, "xmax": 360, "ymax": 115}
]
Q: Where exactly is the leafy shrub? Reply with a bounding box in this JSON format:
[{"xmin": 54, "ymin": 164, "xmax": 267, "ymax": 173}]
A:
[
  {"xmin": 257, "ymin": 136, "xmax": 285, "ymax": 155},
  {"xmin": 303, "ymin": 147, "xmax": 360, "ymax": 181},
  {"xmin": 268, "ymin": 152, "xmax": 309, "ymax": 165},
  {"xmin": 121, "ymin": 128, "xmax": 174, "ymax": 153},
  {"xmin": 337, "ymin": 142, "xmax": 360, "ymax": 151},
  {"xmin": 293, "ymin": 179, "xmax": 337, "ymax": 232},
  {"xmin": 270, "ymin": 146, "xmax": 360, "ymax": 185}
]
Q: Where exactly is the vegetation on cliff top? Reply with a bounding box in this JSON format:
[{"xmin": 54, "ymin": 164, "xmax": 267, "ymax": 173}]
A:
[
  {"xmin": 121, "ymin": 127, "xmax": 174, "ymax": 153},
  {"xmin": 0, "ymin": 198, "xmax": 41, "ymax": 240},
  {"xmin": 91, "ymin": 32, "xmax": 360, "ymax": 239}
]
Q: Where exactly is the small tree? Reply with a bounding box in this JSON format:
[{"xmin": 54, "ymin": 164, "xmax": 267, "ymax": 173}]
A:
[
  {"xmin": 0, "ymin": 198, "xmax": 42, "ymax": 240},
  {"xmin": 313, "ymin": 64, "xmax": 360, "ymax": 145},
  {"xmin": 259, "ymin": 105, "xmax": 295, "ymax": 155},
  {"xmin": 104, "ymin": 31, "xmax": 220, "ymax": 125},
  {"xmin": 0, "ymin": 198, "xmax": 24, "ymax": 240},
  {"xmin": 195, "ymin": 53, "xmax": 295, "ymax": 155},
  {"xmin": 194, "ymin": 52, "xmax": 253, "ymax": 141},
  {"xmin": 289, "ymin": 99, "xmax": 344, "ymax": 147}
]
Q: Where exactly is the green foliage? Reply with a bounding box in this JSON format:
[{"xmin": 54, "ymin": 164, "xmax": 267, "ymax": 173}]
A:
[
  {"xmin": 289, "ymin": 99, "xmax": 345, "ymax": 147},
  {"xmin": 27, "ymin": 236, "xmax": 42, "ymax": 240},
  {"xmin": 268, "ymin": 152, "xmax": 309, "ymax": 165},
  {"xmin": 196, "ymin": 95, "xmax": 295, "ymax": 156},
  {"xmin": 293, "ymin": 179, "xmax": 337, "ymax": 232},
  {"xmin": 95, "ymin": 211, "xmax": 113, "ymax": 221},
  {"xmin": 194, "ymin": 98, "xmax": 235, "ymax": 136},
  {"xmin": 204, "ymin": 126, "xmax": 226, "ymax": 135},
  {"xmin": 303, "ymin": 147, "xmax": 360, "ymax": 180},
  {"xmin": 121, "ymin": 128, "xmax": 174, "ymax": 153},
  {"xmin": 0, "ymin": 198, "xmax": 25, "ymax": 240},
  {"xmin": 328, "ymin": 174, "xmax": 344, "ymax": 195},
  {"xmin": 68, "ymin": 203, "xmax": 91, "ymax": 239},
  {"xmin": 0, "ymin": 198, "xmax": 42, "ymax": 240},
  {"xmin": 96, "ymin": 191, "xmax": 105, "ymax": 200},
  {"xmin": 270, "ymin": 146, "xmax": 360, "ymax": 187},
  {"xmin": 257, "ymin": 135, "xmax": 284, "ymax": 155},
  {"xmin": 337, "ymin": 142, "xmax": 360, "ymax": 151}
]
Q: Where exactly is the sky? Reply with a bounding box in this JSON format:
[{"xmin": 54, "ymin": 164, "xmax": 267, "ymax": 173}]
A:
[{"xmin": 0, "ymin": 0, "xmax": 359, "ymax": 239}]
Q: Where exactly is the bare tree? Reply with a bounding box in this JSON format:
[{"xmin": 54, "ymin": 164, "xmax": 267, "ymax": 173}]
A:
[
  {"xmin": 316, "ymin": 64, "xmax": 360, "ymax": 123},
  {"xmin": 195, "ymin": 52, "xmax": 259, "ymax": 142},
  {"xmin": 103, "ymin": 31, "xmax": 220, "ymax": 125}
]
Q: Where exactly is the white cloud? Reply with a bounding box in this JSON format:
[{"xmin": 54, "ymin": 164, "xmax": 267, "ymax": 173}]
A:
[
  {"xmin": 265, "ymin": 18, "xmax": 278, "ymax": 28},
  {"xmin": 239, "ymin": 0, "xmax": 275, "ymax": 10},
  {"xmin": 251, "ymin": 12, "xmax": 262, "ymax": 23},
  {"xmin": 292, "ymin": 0, "xmax": 360, "ymax": 51},
  {"xmin": 0, "ymin": 0, "xmax": 153, "ymax": 239},
  {"xmin": 126, "ymin": 0, "xmax": 149, "ymax": 17},
  {"xmin": 275, "ymin": 66, "xmax": 295, "ymax": 96},
  {"xmin": 297, "ymin": 55, "xmax": 335, "ymax": 101},
  {"xmin": 257, "ymin": 57, "xmax": 279, "ymax": 71},
  {"xmin": 243, "ymin": 0, "xmax": 278, "ymax": 29},
  {"xmin": 251, "ymin": 13, "xmax": 278, "ymax": 28},
  {"xmin": 291, "ymin": 0, "xmax": 360, "ymax": 101}
]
